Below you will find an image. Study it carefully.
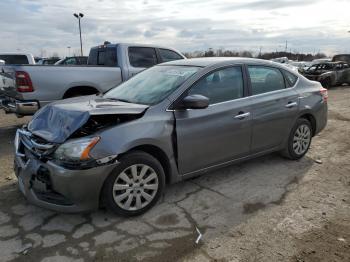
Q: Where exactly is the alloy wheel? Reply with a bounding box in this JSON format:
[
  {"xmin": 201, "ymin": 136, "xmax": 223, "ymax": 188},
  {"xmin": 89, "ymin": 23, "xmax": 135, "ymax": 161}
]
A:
[
  {"xmin": 112, "ymin": 164, "xmax": 159, "ymax": 211},
  {"xmin": 292, "ymin": 124, "xmax": 311, "ymax": 155}
]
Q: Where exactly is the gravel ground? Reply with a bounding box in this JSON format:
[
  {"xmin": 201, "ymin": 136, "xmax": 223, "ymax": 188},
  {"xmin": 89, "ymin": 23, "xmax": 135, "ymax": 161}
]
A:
[{"xmin": 0, "ymin": 87, "xmax": 349, "ymax": 262}]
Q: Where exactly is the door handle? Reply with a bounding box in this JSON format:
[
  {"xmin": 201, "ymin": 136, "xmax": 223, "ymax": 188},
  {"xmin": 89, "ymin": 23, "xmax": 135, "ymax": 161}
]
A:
[
  {"xmin": 285, "ymin": 102, "xmax": 298, "ymax": 108},
  {"xmin": 234, "ymin": 112, "xmax": 250, "ymax": 119}
]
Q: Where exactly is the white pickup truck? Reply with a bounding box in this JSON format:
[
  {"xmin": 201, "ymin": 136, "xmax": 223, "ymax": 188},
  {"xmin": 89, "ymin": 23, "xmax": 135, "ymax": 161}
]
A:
[{"xmin": 0, "ymin": 43, "xmax": 185, "ymax": 117}]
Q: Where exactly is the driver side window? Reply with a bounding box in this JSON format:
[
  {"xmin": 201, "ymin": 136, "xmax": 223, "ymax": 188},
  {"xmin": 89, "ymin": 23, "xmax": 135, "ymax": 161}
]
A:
[{"xmin": 188, "ymin": 66, "xmax": 244, "ymax": 104}]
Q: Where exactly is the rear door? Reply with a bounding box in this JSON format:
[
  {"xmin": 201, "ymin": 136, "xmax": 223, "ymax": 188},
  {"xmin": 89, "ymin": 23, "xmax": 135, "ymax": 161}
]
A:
[
  {"xmin": 247, "ymin": 66, "xmax": 299, "ymax": 153},
  {"xmin": 175, "ymin": 66, "xmax": 252, "ymax": 174},
  {"xmin": 127, "ymin": 47, "xmax": 158, "ymax": 78},
  {"xmin": 335, "ymin": 63, "xmax": 350, "ymax": 84}
]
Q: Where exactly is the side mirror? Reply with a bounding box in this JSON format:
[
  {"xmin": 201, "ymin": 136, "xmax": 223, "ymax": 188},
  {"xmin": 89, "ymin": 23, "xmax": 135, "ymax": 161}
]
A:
[{"xmin": 179, "ymin": 94, "xmax": 209, "ymax": 109}]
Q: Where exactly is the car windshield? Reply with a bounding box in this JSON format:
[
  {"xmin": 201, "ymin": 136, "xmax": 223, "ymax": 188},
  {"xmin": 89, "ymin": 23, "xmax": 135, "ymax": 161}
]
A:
[{"xmin": 104, "ymin": 65, "xmax": 200, "ymax": 105}]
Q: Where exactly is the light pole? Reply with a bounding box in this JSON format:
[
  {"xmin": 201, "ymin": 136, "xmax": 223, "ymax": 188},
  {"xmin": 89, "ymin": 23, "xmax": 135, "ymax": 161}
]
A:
[
  {"xmin": 73, "ymin": 13, "xmax": 84, "ymax": 56},
  {"xmin": 67, "ymin": 46, "xmax": 71, "ymax": 57}
]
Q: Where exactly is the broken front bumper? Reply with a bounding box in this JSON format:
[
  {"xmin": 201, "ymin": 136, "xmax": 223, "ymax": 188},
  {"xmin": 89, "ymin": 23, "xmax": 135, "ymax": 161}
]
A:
[{"xmin": 14, "ymin": 138, "xmax": 118, "ymax": 213}]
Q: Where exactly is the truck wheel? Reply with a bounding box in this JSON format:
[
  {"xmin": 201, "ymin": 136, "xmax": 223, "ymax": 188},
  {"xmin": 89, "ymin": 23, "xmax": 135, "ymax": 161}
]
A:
[
  {"xmin": 321, "ymin": 78, "xmax": 331, "ymax": 89},
  {"xmin": 102, "ymin": 151, "xmax": 165, "ymax": 216},
  {"xmin": 281, "ymin": 118, "xmax": 312, "ymax": 160}
]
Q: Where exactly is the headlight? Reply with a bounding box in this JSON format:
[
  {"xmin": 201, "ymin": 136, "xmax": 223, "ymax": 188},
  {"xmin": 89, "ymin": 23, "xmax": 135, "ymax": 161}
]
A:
[{"xmin": 53, "ymin": 136, "xmax": 100, "ymax": 162}]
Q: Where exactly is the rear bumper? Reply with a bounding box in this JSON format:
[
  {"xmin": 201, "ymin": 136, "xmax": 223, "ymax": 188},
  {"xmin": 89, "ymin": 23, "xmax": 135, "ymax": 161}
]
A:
[
  {"xmin": 0, "ymin": 96, "xmax": 39, "ymax": 115},
  {"xmin": 315, "ymin": 102, "xmax": 328, "ymax": 135}
]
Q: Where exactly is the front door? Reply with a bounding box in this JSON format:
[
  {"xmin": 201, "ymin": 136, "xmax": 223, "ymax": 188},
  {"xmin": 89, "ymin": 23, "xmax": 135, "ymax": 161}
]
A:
[{"xmin": 174, "ymin": 66, "xmax": 252, "ymax": 175}]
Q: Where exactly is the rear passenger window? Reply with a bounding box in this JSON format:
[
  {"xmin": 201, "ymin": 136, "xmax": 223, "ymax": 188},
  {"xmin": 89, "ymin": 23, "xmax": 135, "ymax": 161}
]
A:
[
  {"xmin": 97, "ymin": 50, "xmax": 106, "ymax": 65},
  {"xmin": 0, "ymin": 55, "xmax": 29, "ymax": 64},
  {"xmin": 128, "ymin": 47, "xmax": 157, "ymax": 68},
  {"xmin": 283, "ymin": 70, "xmax": 298, "ymax": 87},
  {"xmin": 159, "ymin": 49, "xmax": 183, "ymax": 62},
  {"xmin": 248, "ymin": 66, "xmax": 285, "ymax": 95},
  {"xmin": 189, "ymin": 67, "xmax": 244, "ymax": 104},
  {"xmin": 88, "ymin": 47, "xmax": 117, "ymax": 66}
]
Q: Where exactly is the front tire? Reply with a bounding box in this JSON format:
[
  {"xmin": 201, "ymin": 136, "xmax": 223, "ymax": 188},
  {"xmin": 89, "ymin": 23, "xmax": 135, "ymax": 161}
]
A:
[
  {"xmin": 102, "ymin": 151, "xmax": 165, "ymax": 216},
  {"xmin": 281, "ymin": 118, "xmax": 312, "ymax": 160}
]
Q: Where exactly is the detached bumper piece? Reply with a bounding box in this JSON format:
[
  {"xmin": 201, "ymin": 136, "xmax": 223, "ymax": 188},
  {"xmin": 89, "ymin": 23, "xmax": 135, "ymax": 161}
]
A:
[{"xmin": 0, "ymin": 96, "xmax": 38, "ymax": 115}]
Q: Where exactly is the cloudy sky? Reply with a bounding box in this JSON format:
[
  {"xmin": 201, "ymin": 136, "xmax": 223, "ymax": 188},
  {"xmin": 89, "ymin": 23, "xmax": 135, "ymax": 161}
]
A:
[{"xmin": 1, "ymin": 0, "xmax": 350, "ymax": 57}]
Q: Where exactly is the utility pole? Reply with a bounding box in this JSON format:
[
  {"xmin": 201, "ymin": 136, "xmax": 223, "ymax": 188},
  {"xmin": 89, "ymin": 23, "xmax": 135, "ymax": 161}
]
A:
[
  {"xmin": 73, "ymin": 13, "xmax": 84, "ymax": 56},
  {"xmin": 285, "ymin": 40, "xmax": 288, "ymax": 53}
]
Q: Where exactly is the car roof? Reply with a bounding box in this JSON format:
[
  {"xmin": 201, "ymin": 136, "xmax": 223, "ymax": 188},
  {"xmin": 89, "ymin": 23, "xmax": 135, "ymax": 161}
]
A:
[{"xmin": 161, "ymin": 57, "xmax": 282, "ymax": 68}]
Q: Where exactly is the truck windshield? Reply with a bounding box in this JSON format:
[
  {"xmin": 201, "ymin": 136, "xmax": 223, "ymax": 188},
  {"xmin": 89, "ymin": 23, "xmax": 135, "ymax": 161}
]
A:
[{"xmin": 104, "ymin": 65, "xmax": 200, "ymax": 105}]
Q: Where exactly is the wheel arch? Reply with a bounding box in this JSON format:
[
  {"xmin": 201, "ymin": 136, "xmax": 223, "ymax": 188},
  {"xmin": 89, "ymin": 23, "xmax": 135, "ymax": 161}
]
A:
[
  {"xmin": 298, "ymin": 113, "xmax": 317, "ymax": 136},
  {"xmin": 119, "ymin": 145, "xmax": 172, "ymax": 185},
  {"xmin": 62, "ymin": 85, "xmax": 100, "ymax": 99}
]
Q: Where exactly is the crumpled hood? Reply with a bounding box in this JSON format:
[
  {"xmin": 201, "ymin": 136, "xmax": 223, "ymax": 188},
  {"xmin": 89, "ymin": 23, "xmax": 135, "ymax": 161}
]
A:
[{"xmin": 27, "ymin": 95, "xmax": 149, "ymax": 143}]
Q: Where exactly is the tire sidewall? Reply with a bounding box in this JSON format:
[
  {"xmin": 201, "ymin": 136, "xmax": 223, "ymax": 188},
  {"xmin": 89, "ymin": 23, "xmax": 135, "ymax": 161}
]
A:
[
  {"xmin": 287, "ymin": 119, "xmax": 312, "ymax": 159},
  {"xmin": 103, "ymin": 151, "xmax": 165, "ymax": 216}
]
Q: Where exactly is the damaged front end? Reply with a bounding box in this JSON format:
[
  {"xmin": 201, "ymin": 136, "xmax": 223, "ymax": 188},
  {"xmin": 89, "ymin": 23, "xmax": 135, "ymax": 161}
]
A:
[{"xmin": 13, "ymin": 95, "xmax": 149, "ymax": 212}]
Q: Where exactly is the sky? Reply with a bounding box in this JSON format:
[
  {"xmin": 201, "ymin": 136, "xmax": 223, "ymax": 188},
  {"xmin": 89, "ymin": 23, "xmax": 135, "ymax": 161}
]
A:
[{"xmin": 0, "ymin": 0, "xmax": 350, "ymax": 57}]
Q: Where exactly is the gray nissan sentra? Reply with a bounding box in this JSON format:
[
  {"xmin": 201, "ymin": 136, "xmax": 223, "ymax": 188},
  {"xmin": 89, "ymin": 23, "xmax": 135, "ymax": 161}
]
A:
[{"xmin": 14, "ymin": 57, "xmax": 328, "ymax": 216}]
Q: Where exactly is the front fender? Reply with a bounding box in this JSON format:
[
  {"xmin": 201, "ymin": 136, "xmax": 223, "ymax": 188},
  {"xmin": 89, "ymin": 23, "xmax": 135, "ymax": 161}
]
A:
[{"xmin": 90, "ymin": 114, "xmax": 175, "ymax": 160}]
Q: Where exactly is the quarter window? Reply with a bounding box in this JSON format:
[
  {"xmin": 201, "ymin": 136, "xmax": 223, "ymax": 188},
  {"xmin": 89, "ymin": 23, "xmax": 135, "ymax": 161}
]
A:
[
  {"xmin": 128, "ymin": 47, "xmax": 157, "ymax": 68},
  {"xmin": 159, "ymin": 49, "xmax": 183, "ymax": 62},
  {"xmin": 283, "ymin": 70, "xmax": 298, "ymax": 87},
  {"xmin": 248, "ymin": 66, "xmax": 285, "ymax": 95},
  {"xmin": 189, "ymin": 67, "xmax": 244, "ymax": 104}
]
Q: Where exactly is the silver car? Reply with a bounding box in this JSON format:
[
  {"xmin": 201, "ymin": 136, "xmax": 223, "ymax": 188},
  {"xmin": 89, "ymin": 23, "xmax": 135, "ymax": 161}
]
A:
[{"xmin": 14, "ymin": 58, "xmax": 328, "ymax": 216}]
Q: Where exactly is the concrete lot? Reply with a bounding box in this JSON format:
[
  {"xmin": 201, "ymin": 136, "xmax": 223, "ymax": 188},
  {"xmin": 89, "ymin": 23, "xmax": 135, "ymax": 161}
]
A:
[{"xmin": 0, "ymin": 87, "xmax": 349, "ymax": 262}]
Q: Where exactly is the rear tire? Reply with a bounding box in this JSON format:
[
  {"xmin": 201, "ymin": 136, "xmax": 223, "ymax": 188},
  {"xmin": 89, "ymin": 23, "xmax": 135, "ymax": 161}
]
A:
[
  {"xmin": 102, "ymin": 151, "xmax": 165, "ymax": 217},
  {"xmin": 281, "ymin": 118, "xmax": 312, "ymax": 160}
]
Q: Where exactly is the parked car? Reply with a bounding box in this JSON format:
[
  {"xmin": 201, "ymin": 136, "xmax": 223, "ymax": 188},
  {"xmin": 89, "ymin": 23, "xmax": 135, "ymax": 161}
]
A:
[
  {"xmin": 0, "ymin": 43, "xmax": 185, "ymax": 117},
  {"xmin": 36, "ymin": 58, "xmax": 61, "ymax": 65},
  {"xmin": 310, "ymin": 58, "xmax": 331, "ymax": 65},
  {"xmin": 270, "ymin": 57, "xmax": 298, "ymax": 72},
  {"xmin": 0, "ymin": 52, "xmax": 35, "ymax": 65},
  {"xmin": 13, "ymin": 57, "xmax": 328, "ymax": 216},
  {"xmin": 54, "ymin": 56, "xmax": 88, "ymax": 65},
  {"xmin": 332, "ymin": 54, "xmax": 350, "ymax": 64},
  {"xmin": 302, "ymin": 61, "xmax": 350, "ymax": 88}
]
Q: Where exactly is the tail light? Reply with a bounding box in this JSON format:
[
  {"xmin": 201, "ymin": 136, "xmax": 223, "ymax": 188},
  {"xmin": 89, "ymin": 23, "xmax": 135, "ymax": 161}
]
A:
[
  {"xmin": 16, "ymin": 71, "xmax": 34, "ymax": 92},
  {"xmin": 320, "ymin": 87, "xmax": 328, "ymax": 103}
]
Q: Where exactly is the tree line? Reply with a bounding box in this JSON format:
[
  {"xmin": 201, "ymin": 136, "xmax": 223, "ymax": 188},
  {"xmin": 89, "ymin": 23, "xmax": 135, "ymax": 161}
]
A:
[{"xmin": 184, "ymin": 48, "xmax": 328, "ymax": 61}]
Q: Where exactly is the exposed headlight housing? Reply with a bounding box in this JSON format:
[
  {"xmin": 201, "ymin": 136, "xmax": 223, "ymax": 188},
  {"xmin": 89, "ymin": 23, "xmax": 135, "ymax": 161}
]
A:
[{"xmin": 53, "ymin": 136, "xmax": 100, "ymax": 163}]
